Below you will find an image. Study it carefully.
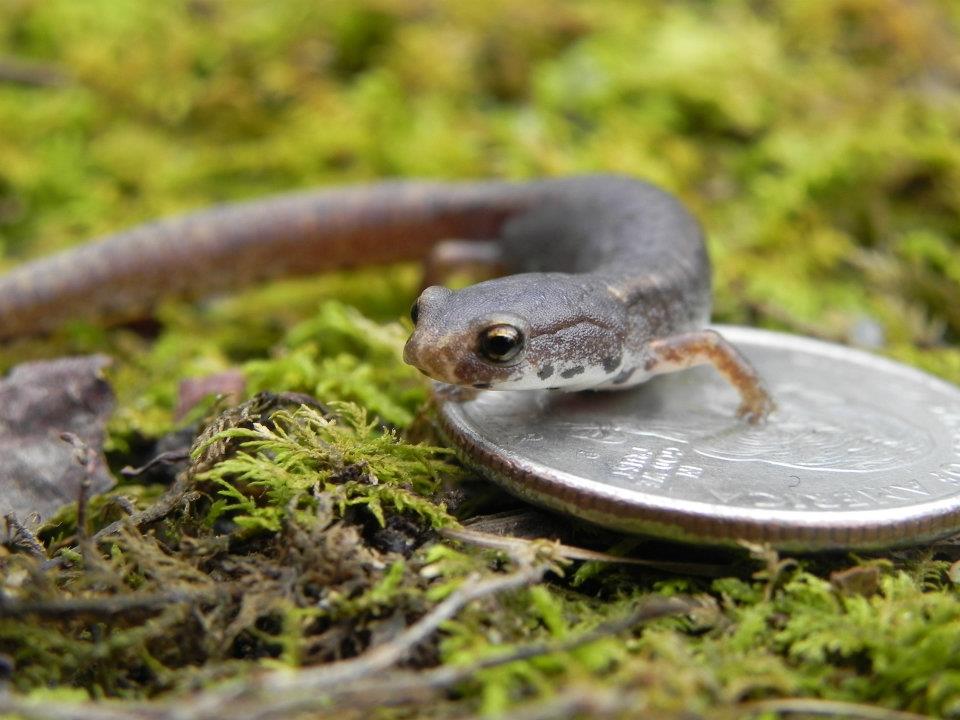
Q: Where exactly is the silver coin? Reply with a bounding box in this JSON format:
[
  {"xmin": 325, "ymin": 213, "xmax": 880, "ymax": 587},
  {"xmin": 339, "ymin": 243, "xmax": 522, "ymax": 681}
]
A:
[{"xmin": 435, "ymin": 326, "xmax": 960, "ymax": 551}]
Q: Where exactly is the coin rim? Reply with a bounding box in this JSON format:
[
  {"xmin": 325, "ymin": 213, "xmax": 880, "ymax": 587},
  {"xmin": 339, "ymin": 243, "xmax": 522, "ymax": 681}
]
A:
[{"xmin": 435, "ymin": 326, "xmax": 960, "ymax": 551}]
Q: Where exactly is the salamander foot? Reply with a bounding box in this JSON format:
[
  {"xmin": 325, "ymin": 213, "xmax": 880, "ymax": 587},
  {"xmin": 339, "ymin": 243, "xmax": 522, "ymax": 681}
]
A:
[{"xmin": 647, "ymin": 329, "xmax": 775, "ymax": 424}]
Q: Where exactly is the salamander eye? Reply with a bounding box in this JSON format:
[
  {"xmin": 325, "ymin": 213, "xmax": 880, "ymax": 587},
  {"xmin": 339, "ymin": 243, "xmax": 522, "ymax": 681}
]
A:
[
  {"xmin": 410, "ymin": 300, "xmax": 420, "ymax": 325},
  {"xmin": 479, "ymin": 324, "xmax": 524, "ymax": 363}
]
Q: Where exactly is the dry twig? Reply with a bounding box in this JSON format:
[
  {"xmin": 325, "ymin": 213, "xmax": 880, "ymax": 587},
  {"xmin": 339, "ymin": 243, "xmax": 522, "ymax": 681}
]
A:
[
  {"xmin": 0, "ymin": 57, "xmax": 70, "ymax": 87},
  {"xmin": 0, "ymin": 562, "xmax": 696, "ymax": 720},
  {"xmin": 741, "ymin": 699, "xmax": 932, "ymax": 720},
  {"xmin": 442, "ymin": 526, "xmax": 732, "ymax": 577}
]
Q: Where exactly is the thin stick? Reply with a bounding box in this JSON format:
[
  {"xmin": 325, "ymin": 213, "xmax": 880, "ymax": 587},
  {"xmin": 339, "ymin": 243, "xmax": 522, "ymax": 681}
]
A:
[
  {"xmin": 0, "ymin": 570, "xmax": 697, "ymax": 720},
  {"xmin": 241, "ymin": 593, "xmax": 696, "ymax": 720},
  {"xmin": 0, "ymin": 590, "xmax": 222, "ymax": 620},
  {"xmin": 0, "ymin": 57, "xmax": 70, "ymax": 87},
  {"xmin": 0, "ymin": 562, "xmax": 552, "ymax": 720},
  {"xmin": 202, "ymin": 588, "xmax": 694, "ymax": 720},
  {"xmin": 741, "ymin": 699, "xmax": 932, "ymax": 720},
  {"xmin": 442, "ymin": 526, "xmax": 732, "ymax": 577},
  {"xmin": 41, "ymin": 474, "xmax": 197, "ymax": 572},
  {"xmin": 266, "ymin": 560, "xmax": 551, "ymax": 693},
  {"xmin": 121, "ymin": 451, "xmax": 190, "ymax": 477},
  {"xmin": 91, "ymin": 478, "xmax": 198, "ymax": 544}
]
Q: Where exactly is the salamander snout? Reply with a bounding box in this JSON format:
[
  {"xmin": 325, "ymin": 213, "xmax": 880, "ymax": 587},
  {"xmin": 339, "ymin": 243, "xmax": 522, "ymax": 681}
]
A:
[
  {"xmin": 403, "ymin": 285, "xmax": 461, "ymax": 382},
  {"xmin": 403, "ymin": 284, "xmax": 527, "ymax": 387}
]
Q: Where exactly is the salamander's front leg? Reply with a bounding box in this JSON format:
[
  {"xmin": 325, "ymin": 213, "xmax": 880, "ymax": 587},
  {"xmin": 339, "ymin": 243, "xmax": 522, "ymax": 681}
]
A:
[
  {"xmin": 421, "ymin": 240, "xmax": 505, "ymax": 289},
  {"xmin": 646, "ymin": 329, "xmax": 775, "ymax": 424}
]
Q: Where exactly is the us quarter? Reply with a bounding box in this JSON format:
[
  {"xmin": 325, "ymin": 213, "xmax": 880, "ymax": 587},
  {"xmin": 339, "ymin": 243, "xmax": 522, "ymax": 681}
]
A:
[{"xmin": 436, "ymin": 326, "xmax": 960, "ymax": 551}]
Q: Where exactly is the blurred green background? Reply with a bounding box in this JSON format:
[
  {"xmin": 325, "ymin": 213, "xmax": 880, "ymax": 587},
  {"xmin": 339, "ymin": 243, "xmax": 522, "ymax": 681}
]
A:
[
  {"xmin": 2, "ymin": 1, "xmax": 960, "ymax": 715},
  {"xmin": 1, "ymin": 0, "xmax": 958, "ymax": 377}
]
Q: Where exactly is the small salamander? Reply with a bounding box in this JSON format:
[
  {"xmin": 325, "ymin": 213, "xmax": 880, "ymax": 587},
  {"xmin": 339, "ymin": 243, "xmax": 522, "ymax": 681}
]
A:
[{"xmin": 0, "ymin": 175, "xmax": 772, "ymax": 421}]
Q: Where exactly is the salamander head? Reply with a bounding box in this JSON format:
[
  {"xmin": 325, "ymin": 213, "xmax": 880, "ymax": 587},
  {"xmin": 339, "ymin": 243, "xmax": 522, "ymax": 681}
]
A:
[{"xmin": 403, "ymin": 274, "xmax": 628, "ymax": 390}]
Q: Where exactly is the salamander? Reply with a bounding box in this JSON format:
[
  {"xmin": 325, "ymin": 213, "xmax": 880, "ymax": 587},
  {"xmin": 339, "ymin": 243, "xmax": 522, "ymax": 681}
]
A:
[{"xmin": 0, "ymin": 175, "xmax": 773, "ymax": 421}]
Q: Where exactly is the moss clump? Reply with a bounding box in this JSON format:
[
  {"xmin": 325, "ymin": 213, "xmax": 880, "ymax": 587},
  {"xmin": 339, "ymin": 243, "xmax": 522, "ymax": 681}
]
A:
[
  {"xmin": 3, "ymin": 398, "xmax": 463, "ymax": 697},
  {"xmin": 198, "ymin": 403, "xmax": 456, "ymax": 533}
]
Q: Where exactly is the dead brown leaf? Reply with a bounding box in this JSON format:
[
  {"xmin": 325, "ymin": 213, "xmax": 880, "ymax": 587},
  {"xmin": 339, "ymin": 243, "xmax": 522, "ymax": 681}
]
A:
[{"xmin": 0, "ymin": 355, "xmax": 115, "ymax": 523}]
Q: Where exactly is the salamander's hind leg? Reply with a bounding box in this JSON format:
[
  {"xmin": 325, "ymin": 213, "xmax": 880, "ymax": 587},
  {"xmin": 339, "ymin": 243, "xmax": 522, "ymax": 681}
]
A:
[
  {"xmin": 646, "ymin": 329, "xmax": 775, "ymax": 424},
  {"xmin": 421, "ymin": 240, "xmax": 505, "ymax": 289}
]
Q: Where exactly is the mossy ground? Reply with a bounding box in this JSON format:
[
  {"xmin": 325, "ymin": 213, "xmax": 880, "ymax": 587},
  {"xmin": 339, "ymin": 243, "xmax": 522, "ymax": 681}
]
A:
[{"xmin": 1, "ymin": 1, "xmax": 959, "ymax": 717}]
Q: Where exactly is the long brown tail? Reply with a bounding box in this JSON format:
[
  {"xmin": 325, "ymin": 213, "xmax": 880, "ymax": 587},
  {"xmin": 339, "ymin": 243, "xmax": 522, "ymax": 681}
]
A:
[{"xmin": 0, "ymin": 181, "xmax": 526, "ymax": 339}]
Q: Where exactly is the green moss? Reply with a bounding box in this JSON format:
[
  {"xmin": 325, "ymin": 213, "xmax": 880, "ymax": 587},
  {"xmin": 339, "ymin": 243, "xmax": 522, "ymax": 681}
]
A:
[
  {"xmin": 1, "ymin": 0, "xmax": 959, "ymax": 716},
  {"xmin": 197, "ymin": 403, "xmax": 457, "ymax": 532}
]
